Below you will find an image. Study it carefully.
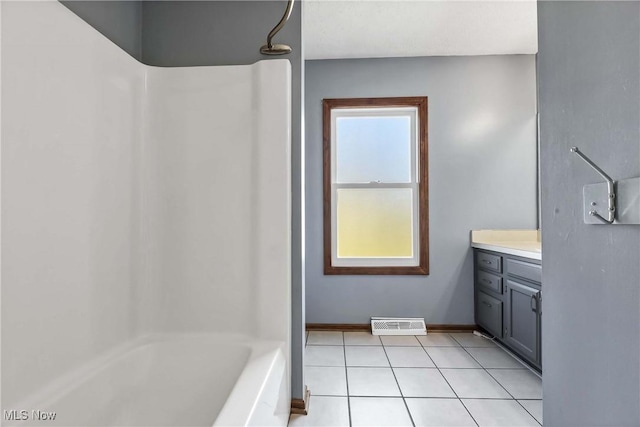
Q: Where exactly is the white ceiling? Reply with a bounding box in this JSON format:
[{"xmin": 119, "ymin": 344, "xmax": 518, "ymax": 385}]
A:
[{"xmin": 303, "ymin": 1, "xmax": 538, "ymax": 60}]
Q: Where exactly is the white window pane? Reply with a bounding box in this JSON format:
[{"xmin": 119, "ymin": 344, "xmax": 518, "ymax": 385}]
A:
[
  {"xmin": 336, "ymin": 116, "xmax": 411, "ymax": 183},
  {"xmin": 337, "ymin": 188, "xmax": 414, "ymax": 258}
]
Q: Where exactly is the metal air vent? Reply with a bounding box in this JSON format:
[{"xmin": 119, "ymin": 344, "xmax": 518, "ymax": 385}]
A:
[{"xmin": 371, "ymin": 317, "xmax": 426, "ymax": 336}]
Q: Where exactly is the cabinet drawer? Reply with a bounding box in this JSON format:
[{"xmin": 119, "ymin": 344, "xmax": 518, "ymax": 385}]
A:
[
  {"xmin": 476, "ymin": 251, "xmax": 502, "ymax": 273},
  {"xmin": 477, "ymin": 270, "xmax": 503, "ymax": 294},
  {"xmin": 507, "ymin": 259, "xmax": 541, "ymax": 284},
  {"xmin": 476, "ymin": 291, "xmax": 503, "ymax": 338}
]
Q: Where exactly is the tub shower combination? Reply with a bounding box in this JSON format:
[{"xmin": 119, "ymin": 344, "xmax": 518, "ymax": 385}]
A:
[{"xmin": 2, "ymin": 1, "xmax": 291, "ymax": 426}]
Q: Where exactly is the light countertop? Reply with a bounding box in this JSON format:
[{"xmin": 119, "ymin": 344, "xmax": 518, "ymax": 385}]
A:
[{"xmin": 471, "ymin": 229, "xmax": 541, "ymax": 260}]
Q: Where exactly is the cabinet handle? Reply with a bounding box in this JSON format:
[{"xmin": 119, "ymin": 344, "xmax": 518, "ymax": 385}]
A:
[
  {"xmin": 482, "ymin": 260, "xmax": 492, "ymax": 265},
  {"xmin": 531, "ymin": 295, "xmax": 537, "ymax": 312},
  {"xmin": 482, "ymin": 301, "xmax": 492, "ymax": 308},
  {"xmin": 539, "ymin": 292, "xmax": 542, "ymax": 315},
  {"xmin": 482, "ymin": 278, "xmax": 492, "ymax": 285}
]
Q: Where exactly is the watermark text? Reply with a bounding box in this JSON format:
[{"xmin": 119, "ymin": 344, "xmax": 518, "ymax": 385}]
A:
[{"xmin": 4, "ymin": 410, "xmax": 57, "ymax": 422}]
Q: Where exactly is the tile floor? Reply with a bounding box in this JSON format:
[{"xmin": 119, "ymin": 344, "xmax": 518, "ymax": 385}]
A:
[{"xmin": 289, "ymin": 331, "xmax": 542, "ymax": 427}]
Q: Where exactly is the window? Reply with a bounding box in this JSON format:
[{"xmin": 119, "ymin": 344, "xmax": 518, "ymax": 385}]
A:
[{"xmin": 323, "ymin": 97, "xmax": 429, "ymax": 275}]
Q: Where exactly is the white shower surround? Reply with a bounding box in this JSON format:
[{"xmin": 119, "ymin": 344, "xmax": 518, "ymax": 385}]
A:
[{"xmin": 1, "ymin": 2, "xmax": 291, "ymax": 426}]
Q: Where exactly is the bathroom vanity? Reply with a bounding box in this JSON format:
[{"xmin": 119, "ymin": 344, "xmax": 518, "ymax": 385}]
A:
[{"xmin": 471, "ymin": 230, "xmax": 542, "ymax": 371}]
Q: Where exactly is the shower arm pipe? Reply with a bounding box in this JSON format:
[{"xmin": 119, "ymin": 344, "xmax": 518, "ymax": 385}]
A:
[
  {"xmin": 570, "ymin": 146, "xmax": 616, "ymax": 224},
  {"xmin": 260, "ymin": 0, "xmax": 295, "ymax": 55}
]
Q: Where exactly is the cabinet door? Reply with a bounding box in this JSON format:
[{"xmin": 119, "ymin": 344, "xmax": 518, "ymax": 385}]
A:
[{"xmin": 504, "ymin": 280, "xmax": 540, "ymax": 364}]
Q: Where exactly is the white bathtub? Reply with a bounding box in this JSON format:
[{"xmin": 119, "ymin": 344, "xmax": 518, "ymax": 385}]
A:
[
  {"xmin": 2, "ymin": 2, "xmax": 291, "ymax": 426},
  {"xmin": 4, "ymin": 335, "xmax": 289, "ymax": 427}
]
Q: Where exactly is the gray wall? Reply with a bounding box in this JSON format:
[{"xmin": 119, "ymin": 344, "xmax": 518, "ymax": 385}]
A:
[
  {"xmin": 538, "ymin": 2, "xmax": 640, "ymax": 425},
  {"xmin": 56, "ymin": 0, "xmax": 306, "ymax": 400},
  {"xmin": 305, "ymin": 56, "xmax": 538, "ymax": 324},
  {"xmin": 61, "ymin": 1, "xmax": 142, "ymax": 60}
]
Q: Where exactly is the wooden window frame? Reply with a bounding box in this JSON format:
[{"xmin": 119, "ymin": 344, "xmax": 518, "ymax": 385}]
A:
[{"xmin": 323, "ymin": 97, "xmax": 429, "ymax": 275}]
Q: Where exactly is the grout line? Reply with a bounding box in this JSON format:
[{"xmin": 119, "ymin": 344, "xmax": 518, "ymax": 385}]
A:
[
  {"xmin": 306, "ymin": 330, "xmax": 345, "ymax": 347},
  {"xmin": 416, "ymin": 342, "xmax": 437, "ymax": 368},
  {"xmin": 400, "ymin": 396, "xmax": 539, "ymax": 401},
  {"xmin": 343, "ymin": 345, "xmax": 386, "ymax": 348},
  {"xmin": 480, "ymin": 335, "xmax": 543, "ymax": 424},
  {"xmin": 311, "ymin": 393, "xmax": 349, "ymax": 397},
  {"xmin": 457, "ymin": 400, "xmax": 480, "ymax": 427},
  {"xmin": 306, "ymin": 394, "xmax": 520, "ymax": 402},
  {"xmin": 421, "ymin": 334, "xmax": 479, "ymax": 427},
  {"xmin": 305, "ymin": 366, "xmax": 347, "ymax": 368},
  {"xmin": 472, "ymin": 366, "xmax": 527, "ymax": 370},
  {"xmin": 380, "ymin": 338, "xmax": 416, "ymax": 427},
  {"xmin": 341, "ymin": 335, "xmax": 353, "ymax": 427},
  {"xmin": 310, "ymin": 394, "xmax": 541, "ymax": 401},
  {"xmin": 464, "ymin": 346, "xmax": 525, "ymax": 370},
  {"xmin": 449, "ymin": 332, "xmax": 467, "ymax": 347},
  {"xmin": 484, "ymin": 374, "xmax": 541, "ymax": 426},
  {"xmin": 341, "ymin": 345, "xmax": 384, "ymax": 347},
  {"xmin": 492, "ymin": 340, "xmax": 542, "ymax": 378},
  {"xmin": 347, "ymin": 396, "xmax": 407, "ymax": 399},
  {"xmin": 456, "ymin": 335, "xmax": 541, "ymax": 425},
  {"xmin": 312, "ymin": 366, "xmax": 497, "ymax": 369},
  {"xmin": 457, "ymin": 340, "xmax": 518, "ymax": 400},
  {"xmin": 306, "ymin": 345, "xmax": 347, "ymax": 348},
  {"xmin": 515, "ymin": 400, "xmax": 543, "ymax": 426}
]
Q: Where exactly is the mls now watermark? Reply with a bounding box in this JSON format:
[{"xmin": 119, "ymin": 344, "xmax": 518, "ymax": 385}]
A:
[{"xmin": 4, "ymin": 410, "xmax": 57, "ymax": 421}]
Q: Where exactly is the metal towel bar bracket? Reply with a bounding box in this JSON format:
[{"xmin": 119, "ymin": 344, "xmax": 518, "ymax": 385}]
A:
[
  {"xmin": 570, "ymin": 146, "xmax": 640, "ymax": 225},
  {"xmin": 570, "ymin": 147, "xmax": 616, "ymax": 224}
]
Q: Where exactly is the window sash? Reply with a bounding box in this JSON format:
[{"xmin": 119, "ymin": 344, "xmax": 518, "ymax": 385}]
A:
[
  {"xmin": 331, "ymin": 183, "xmax": 420, "ymax": 267},
  {"xmin": 331, "ymin": 108, "xmax": 419, "ymax": 185}
]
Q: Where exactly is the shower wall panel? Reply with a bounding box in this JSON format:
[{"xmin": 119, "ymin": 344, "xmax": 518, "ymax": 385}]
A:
[
  {"xmin": 140, "ymin": 62, "xmax": 291, "ymax": 342},
  {"xmin": 1, "ymin": 1, "xmax": 143, "ymax": 407}
]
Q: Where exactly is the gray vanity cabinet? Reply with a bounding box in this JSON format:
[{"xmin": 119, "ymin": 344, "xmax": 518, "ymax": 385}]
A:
[{"xmin": 474, "ymin": 249, "xmax": 542, "ymax": 371}]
